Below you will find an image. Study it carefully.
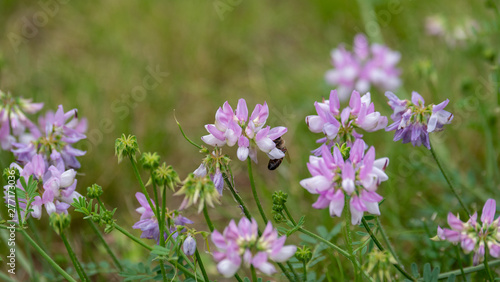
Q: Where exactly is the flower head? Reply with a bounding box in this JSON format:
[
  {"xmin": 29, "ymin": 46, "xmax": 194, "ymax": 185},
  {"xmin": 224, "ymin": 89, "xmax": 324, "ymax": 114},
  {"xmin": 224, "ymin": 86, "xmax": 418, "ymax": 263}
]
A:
[
  {"xmin": 433, "ymin": 199, "xmax": 500, "ymax": 265},
  {"xmin": 174, "ymin": 172, "xmax": 221, "ymax": 213},
  {"xmin": 325, "ymin": 34, "xmax": 401, "ymax": 101},
  {"xmin": 132, "ymin": 192, "xmax": 193, "ymax": 244},
  {"xmin": 202, "ymin": 99, "xmax": 287, "ymax": 163},
  {"xmin": 211, "ymin": 217, "xmax": 297, "ymax": 277},
  {"xmin": 385, "ymin": 91, "xmax": 453, "ymax": 149},
  {"xmin": 306, "ymin": 90, "xmax": 387, "ymax": 156},
  {"xmin": 300, "ymin": 139, "xmax": 389, "ymax": 225}
]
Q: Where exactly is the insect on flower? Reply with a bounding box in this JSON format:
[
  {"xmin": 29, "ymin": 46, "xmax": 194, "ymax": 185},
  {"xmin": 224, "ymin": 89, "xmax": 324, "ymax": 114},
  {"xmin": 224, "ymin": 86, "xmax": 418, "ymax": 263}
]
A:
[{"xmin": 267, "ymin": 137, "xmax": 288, "ymax": 170}]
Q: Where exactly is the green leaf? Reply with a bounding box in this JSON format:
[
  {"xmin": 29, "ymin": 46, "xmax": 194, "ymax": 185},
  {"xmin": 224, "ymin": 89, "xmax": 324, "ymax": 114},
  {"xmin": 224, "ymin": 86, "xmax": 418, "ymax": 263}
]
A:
[
  {"xmin": 446, "ymin": 274, "xmax": 456, "ymax": 282},
  {"xmin": 423, "ymin": 263, "xmax": 431, "ymax": 281},
  {"xmin": 411, "ymin": 263, "xmax": 419, "ymax": 278}
]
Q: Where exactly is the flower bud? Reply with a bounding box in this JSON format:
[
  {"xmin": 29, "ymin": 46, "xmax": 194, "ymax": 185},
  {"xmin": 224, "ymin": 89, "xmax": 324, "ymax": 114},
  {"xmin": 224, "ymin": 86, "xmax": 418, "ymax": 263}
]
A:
[
  {"xmin": 152, "ymin": 163, "xmax": 181, "ymax": 189},
  {"xmin": 183, "ymin": 236, "xmax": 197, "ymax": 256},
  {"xmin": 3, "ymin": 167, "xmax": 20, "ymax": 183},
  {"xmin": 87, "ymin": 184, "xmax": 104, "ymax": 198},
  {"xmin": 49, "ymin": 213, "xmax": 71, "ymax": 235},
  {"xmin": 140, "ymin": 152, "xmax": 160, "ymax": 169},
  {"xmin": 115, "ymin": 134, "xmax": 140, "ymax": 163},
  {"xmin": 295, "ymin": 245, "xmax": 312, "ymax": 263}
]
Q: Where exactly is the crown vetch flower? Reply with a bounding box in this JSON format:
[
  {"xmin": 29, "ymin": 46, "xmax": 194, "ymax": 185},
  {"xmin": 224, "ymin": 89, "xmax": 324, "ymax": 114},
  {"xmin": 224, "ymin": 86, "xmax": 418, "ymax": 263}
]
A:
[
  {"xmin": 201, "ymin": 99, "xmax": 287, "ymax": 163},
  {"xmin": 434, "ymin": 199, "xmax": 500, "ymax": 265},
  {"xmin": 306, "ymin": 90, "xmax": 387, "ymax": 156},
  {"xmin": 133, "ymin": 192, "xmax": 192, "ymax": 244},
  {"xmin": 211, "ymin": 217, "xmax": 297, "ymax": 278},
  {"xmin": 0, "ymin": 91, "xmax": 43, "ymax": 150},
  {"xmin": 385, "ymin": 91, "xmax": 453, "ymax": 149},
  {"xmin": 300, "ymin": 139, "xmax": 389, "ymax": 225},
  {"xmin": 12, "ymin": 105, "xmax": 87, "ymax": 170},
  {"xmin": 325, "ymin": 34, "xmax": 401, "ymax": 101}
]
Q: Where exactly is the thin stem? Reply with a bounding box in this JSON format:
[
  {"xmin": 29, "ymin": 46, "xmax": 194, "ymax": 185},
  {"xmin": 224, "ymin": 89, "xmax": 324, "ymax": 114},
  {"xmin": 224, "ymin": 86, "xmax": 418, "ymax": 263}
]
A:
[
  {"xmin": 129, "ymin": 155, "xmax": 158, "ymax": 219},
  {"xmin": 361, "ymin": 218, "xmax": 415, "ymax": 281},
  {"xmin": 60, "ymin": 231, "xmax": 90, "ymax": 281},
  {"xmin": 151, "ymin": 172, "xmax": 161, "ymax": 225},
  {"xmin": 343, "ymin": 196, "xmax": 354, "ymax": 255},
  {"xmin": 159, "ymin": 184, "xmax": 168, "ymax": 282},
  {"xmin": 13, "ymin": 185, "xmax": 23, "ymax": 227},
  {"xmin": 437, "ymin": 260, "xmax": 500, "ymax": 280},
  {"xmin": 429, "ymin": 142, "xmax": 471, "ymax": 216},
  {"xmin": 195, "ymin": 249, "xmax": 210, "ymax": 282},
  {"xmin": 375, "ymin": 217, "xmax": 402, "ymax": 267},
  {"xmin": 247, "ymin": 158, "xmax": 268, "ymax": 223},
  {"xmin": 303, "ymin": 260, "xmax": 307, "ymax": 281},
  {"xmin": 20, "ymin": 229, "xmax": 76, "ymax": 282},
  {"xmin": 89, "ymin": 221, "xmax": 123, "ymax": 271},
  {"xmin": 483, "ymin": 244, "xmax": 495, "ymax": 281},
  {"xmin": 286, "ymin": 261, "xmax": 301, "ymax": 282},
  {"xmin": 454, "ymin": 245, "xmax": 466, "ymax": 279},
  {"xmin": 112, "ymin": 223, "xmax": 203, "ymax": 281},
  {"xmin": 283, "ymin": 205, "xmax": 297, "ymax": 226},
  {"xmin": 223, "ymin": 173, "xmax": 252, "ymax": 219},
  {"xmin": 203, "ymin": 204, "xmax": 215, "ymax": 232},
  {"xmin": 251, "ymin": 265, "xmax": 258, "ymax": 282},
  {"xmin": 174, "ymin": 114, "xmax": 203, "ymax": 150}
]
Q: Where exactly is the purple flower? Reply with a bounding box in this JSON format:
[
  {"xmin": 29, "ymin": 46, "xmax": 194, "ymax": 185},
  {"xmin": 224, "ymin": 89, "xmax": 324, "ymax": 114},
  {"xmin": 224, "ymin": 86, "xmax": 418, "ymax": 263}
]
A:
[
  {"xmin": 211, "ymin": 218, "xmax": 297, "ymax": 277},
  {"xmin": 434, "ymin": 199, "xmax": 500, "ymax": 265},
  {"xmin": 306, "ymin": 90, "xmax": 387, "ymax": 155},
  {"xmin": 0, "ymin": 91, "xmax": 43, "ymax": 150},
  {"xmin": 12, "ymin": 104, "xmax": 87, "ymax": 170},
  {"xmin": 202, "ymin": 99, "xmax": 287, "ymax": 163},
  {"xmin": 133, "ymin": 192, "xmax": 193, "ymax": 244},
  {"xmin": 300, "ymin": 139, "xmax": 389, "ymax": 225},
  {"xmin": 325, "ymin": 34, "xmax": 401, "ymax": 101},
  {"xmin": 183, "ymin": 235, "xmax": 197, "ymax": 256},
  {"xmin": 386, "ymin": 91, "xmax": 453, "ymax": 149}
]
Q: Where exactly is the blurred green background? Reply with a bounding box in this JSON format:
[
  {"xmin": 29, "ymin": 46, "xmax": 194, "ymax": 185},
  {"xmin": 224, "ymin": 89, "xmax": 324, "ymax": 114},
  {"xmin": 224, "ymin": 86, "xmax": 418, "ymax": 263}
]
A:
[{"xmin": 0, "ymin": 0, "xmax": 499, "ymax": 280}]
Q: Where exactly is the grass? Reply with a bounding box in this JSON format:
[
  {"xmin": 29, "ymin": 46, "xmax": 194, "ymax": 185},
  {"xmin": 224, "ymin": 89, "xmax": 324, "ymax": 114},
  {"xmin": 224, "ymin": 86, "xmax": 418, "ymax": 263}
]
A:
[{"xmin": 0, "ymin": 0, "xmax": 498, "ymax": 280}]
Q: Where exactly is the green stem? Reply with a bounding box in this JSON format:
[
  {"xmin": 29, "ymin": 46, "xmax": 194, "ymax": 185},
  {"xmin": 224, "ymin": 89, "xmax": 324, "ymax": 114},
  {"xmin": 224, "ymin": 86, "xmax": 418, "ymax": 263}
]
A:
[
  {"xmin": 429, "ymin": 141, "xmax": 471, "ymax": 216},
  {"xmin": 283, "ymin": 205, "xmax": 297, "ymax": 226},
  {"xmin": 151, "ymin": 172, "xmax": 161, "ymax": 225},
  {"xmin": 158, "ymin": 184, "xmax": 169, "ymax": 282},
  {"xmin": 203, "ymin": 204, "xmax": 215, "ymax": 232},
  {"xmin": 60, "ymin": 231, "xmax": 90, "ymax": 281},
  {"xmin": 20, "ymin": 230, "xmax": 76, "ymax": 282},
  {"xmin": 454, "ymin": 245, "xmax": 466, "ymax": 279},
  {"xmin": 361, "ymin": 218, "xmax": 415, "ymax": 281},
  {"xmin": 303, "ymin": 260, "xmax": 307, "ymax": 281},
  {"xmin": 129, "ymin": 156, "xmax": 158, "ymax": 219},
  {"xmin": 89, "ymin": 221, "xmax": 123, "ymax": 271},
  {"xmin": 223, "ymin": 173, "xmax": 252, "ymax": 219},
  {"xmin": 251, "ymin": 265, "xmax": 258, "ymax": 282},
  {"xmin": 247, "ymin": 158, "xmax": 268, "ymax": 223},
  {"xmin": 112, "ymin": 223, "xmax": 203, "ymax": 281},
  {"xmin": 375, "ymin": 217, "xmax": 402, "ymax": 267},
  {"xmin": 175, "ymin": 115, "xmax": 203, "ymax": 150},
  {"xmin": 343, "ymin": 196, "xmax": 354, "ymax": 255},
  {"xmin": 483, "ymin": 244, "xmax": 495, "ymax": 281},
  {"xmin": 436, "ymin": 260, "xmax": 500, "ymax": 280},
  {"xmin": 195, "ymin": 249, "xmax": 210, "ymax": 282},
  {"xmin": 13, "ymin": 184, "xmax": 23, "ymax": 227}
]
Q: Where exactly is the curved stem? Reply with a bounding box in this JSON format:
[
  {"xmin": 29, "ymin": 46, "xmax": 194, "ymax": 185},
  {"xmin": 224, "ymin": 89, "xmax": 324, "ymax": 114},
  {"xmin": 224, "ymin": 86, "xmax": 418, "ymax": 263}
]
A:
[
  {"xmin": 361, "ymin": 218, "xmax": 415, "ymax": 281},
  {"xmin": 174, "ymin": 115, "xmax": 203, "ymax": 150},
  {"xmin": 247, "ymin": 158, "xmax": 268, "ymax": 223},
  {"xmin": 20, "ymin": 229, "xmax": 76, "ymax": 282},
  {"xmin": 129, "ymin": 156, "xmax": 158, "ymax": 219},
  {"xmin": 429, "ymin": 142, "xmax": 471, "ymax": 216},
  {"xmin": 203, "ymin": 204, "xmax": 215, "ymax": 232},
  {"xmin": 60, "ymin": 231, "xmax": 90, "ymax": 281},
  {"xmin": 437, "ymin": 259, "xmax": 500, "ymax": 280},
  {"xmin": 89, "ymin": 221, "xmax": 123, "ymax": 271},
  {"xmin": 376, "ymin": 217, "xmax": 402, "ymax": 267},
  {"xmin": 223, "ymin": 173, "xmax": 252, "ymax": 219},
  {"xmin": 283, "ymin": 205, "xmax": 297, "ymax": 226},
  {"xmin": 195, "ymin": 249, "xmax": 210, "ymax": 282}
]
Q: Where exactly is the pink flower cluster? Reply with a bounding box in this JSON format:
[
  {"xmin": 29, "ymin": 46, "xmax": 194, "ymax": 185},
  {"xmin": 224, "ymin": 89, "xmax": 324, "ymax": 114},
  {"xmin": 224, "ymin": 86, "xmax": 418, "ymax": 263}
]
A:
[
  {"xmin": 306, "ymin": 90, "xmax": 387, "ymax": 155},
  {"xmin": 211, "ymin": 217, "xmax": 296, "ymax": 277},
  {"xmin": 325, "ymin": 34, "xmax": 401, "ymax": 101},
  {"xmin": 436, "ymin": 199, "xmax": 500, "ymax": 265},
  {"xmin": 300, "ymin": 139, "xmax": 389, "ymax": 225},
  {"xmin": 202, "ymin": 99, "xmax": 287, "ymax": 163}
]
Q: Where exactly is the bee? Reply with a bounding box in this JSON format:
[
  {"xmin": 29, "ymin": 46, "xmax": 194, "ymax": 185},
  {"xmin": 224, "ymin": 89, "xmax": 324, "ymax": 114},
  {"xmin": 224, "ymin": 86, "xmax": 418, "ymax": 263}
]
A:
[{"xmin": 268, "ymin": 137, "xmax": 288, "ymax": 170}]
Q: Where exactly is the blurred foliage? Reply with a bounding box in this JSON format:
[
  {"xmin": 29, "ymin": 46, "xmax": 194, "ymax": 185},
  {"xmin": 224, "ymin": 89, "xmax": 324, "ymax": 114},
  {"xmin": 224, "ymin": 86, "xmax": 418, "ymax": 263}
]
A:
[{"xmin": 0, "ymin": 0, "xmax": 499, "ymax": 280}]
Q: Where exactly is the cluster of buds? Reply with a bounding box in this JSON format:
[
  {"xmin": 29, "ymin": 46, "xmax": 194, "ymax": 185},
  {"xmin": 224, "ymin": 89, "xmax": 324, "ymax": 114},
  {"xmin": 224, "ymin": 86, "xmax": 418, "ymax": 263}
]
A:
[
  {"xmin": 325, "ymin": 34, "xmax": 401, "ymax": 101},
  {"xmin": 202, "ymin": 98, "xmax": 287, "ymax": 163},
  {"xmin": 115, "ymin": 134, "xmax": 140, "ymax": 163},
  {"xmin": 433, "ymin": 199, "xmax": 500, "ymax": 265},
  {"xmin": 271, "ymin": 191, "xmax": 288, "ymax": 223},
  {"xmin": 300, "ymin": 140, "xmax": 389, "ymax": 224},
  {"xmin": 306, "ymin": 90, "xmax": 387, "ymax": 156},
  {"xmin": 386, "ymin": 91, "xmax": 453, "ymax": 149},
  {"xmin": 364, "ymin": 249, "xmax": 397, "ymax": 281},
  {"xmin": 191, "ymin": 147, "xmax": 231, "ymax": 195},
  {"xmin": 175, "ymin": 173, "xmax": 221, "ymax": 213}
]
